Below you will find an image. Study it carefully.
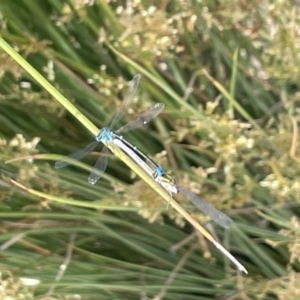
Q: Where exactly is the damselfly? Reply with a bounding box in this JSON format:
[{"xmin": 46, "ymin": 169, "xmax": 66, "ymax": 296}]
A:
[
  {"xmin": 112, "ymin": 136, "xmax": 233, "ymax": 229},
  {"xmin": 111, "ymin": 136, "xmax": 247, "ymax": 274},
  {"xmin": 55, "ymin": 74, "xmax": 164, "ymax": 185}
]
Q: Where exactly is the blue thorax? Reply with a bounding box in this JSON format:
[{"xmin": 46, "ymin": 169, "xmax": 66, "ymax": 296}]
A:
[{"xmin": 95, "ymin": 127, "xmax": 114, "ymax": 143}]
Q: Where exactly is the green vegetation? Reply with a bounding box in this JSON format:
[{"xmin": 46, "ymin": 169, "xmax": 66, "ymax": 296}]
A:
[{"xmin": 0, "ymin": 0, "xmax": 300, "ymax": 299}]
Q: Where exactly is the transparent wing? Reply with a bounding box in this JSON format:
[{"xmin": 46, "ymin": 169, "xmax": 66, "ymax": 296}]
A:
[
  {"xmin": 55, "ymin": 140, "xmax": 98, "ymax": 169},
  {"xmin": 109, "ymin": 74, "xmax": 141, "ymax": 130},
  {"xmin": 88, "ymin": 146, "xmax": 110, "ymax": 185},
  {"xmin": 116, "ymin": 103, "xmax": 165, "ymax": 134},
  {"xmin": 178, "ymin": 186, "xmax": 233, "ymax": 229}
]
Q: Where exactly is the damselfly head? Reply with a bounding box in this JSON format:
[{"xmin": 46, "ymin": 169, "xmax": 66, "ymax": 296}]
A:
[
  {"xmin": 96, "ymin": 127, "xmax": 113, "ymax": 143},
  {"xmin": 153, "ymin": 166, "xmax": 164, "ymax": 177}
]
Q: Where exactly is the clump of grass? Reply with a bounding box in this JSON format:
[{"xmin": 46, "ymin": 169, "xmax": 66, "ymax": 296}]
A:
[{"xmin": 1, "ymin": 0, "xmax": 300, "ymax": 299}]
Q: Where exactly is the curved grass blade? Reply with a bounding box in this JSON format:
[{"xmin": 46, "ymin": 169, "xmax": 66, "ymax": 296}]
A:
[
  {"xmin": 178, "ymin": 186, "xmax": 233, "ymax": 229},
  {"xmin": 116, "ymin": 103, "xmax": 165, "ymax": 134},
  {"xmin": 55, "ymin": 140, "xmax": 98, "ymax": 169},
  {"xmin": 109, "ymin": 74, "xmax": 141, "ymax": 130},
  {"xmin": 88, "ymin": 146, "xmax": 110, "ymax": 184}
]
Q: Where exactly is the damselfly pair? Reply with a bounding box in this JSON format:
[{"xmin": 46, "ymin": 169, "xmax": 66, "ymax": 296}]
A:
[{"xmin": 55, "ymin": 74, "xmax": 232, "ymax": 229}]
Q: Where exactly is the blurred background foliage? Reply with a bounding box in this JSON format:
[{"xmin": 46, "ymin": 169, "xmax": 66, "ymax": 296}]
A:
[{"xmin": 0, "ymin": 0, "xmax": 300, "ymax": 299}]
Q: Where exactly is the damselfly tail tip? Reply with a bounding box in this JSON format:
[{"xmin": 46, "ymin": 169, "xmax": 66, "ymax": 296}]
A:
[{"xmin": 239, "ymin": 265, "xmax": 248, "ymax": 274}]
